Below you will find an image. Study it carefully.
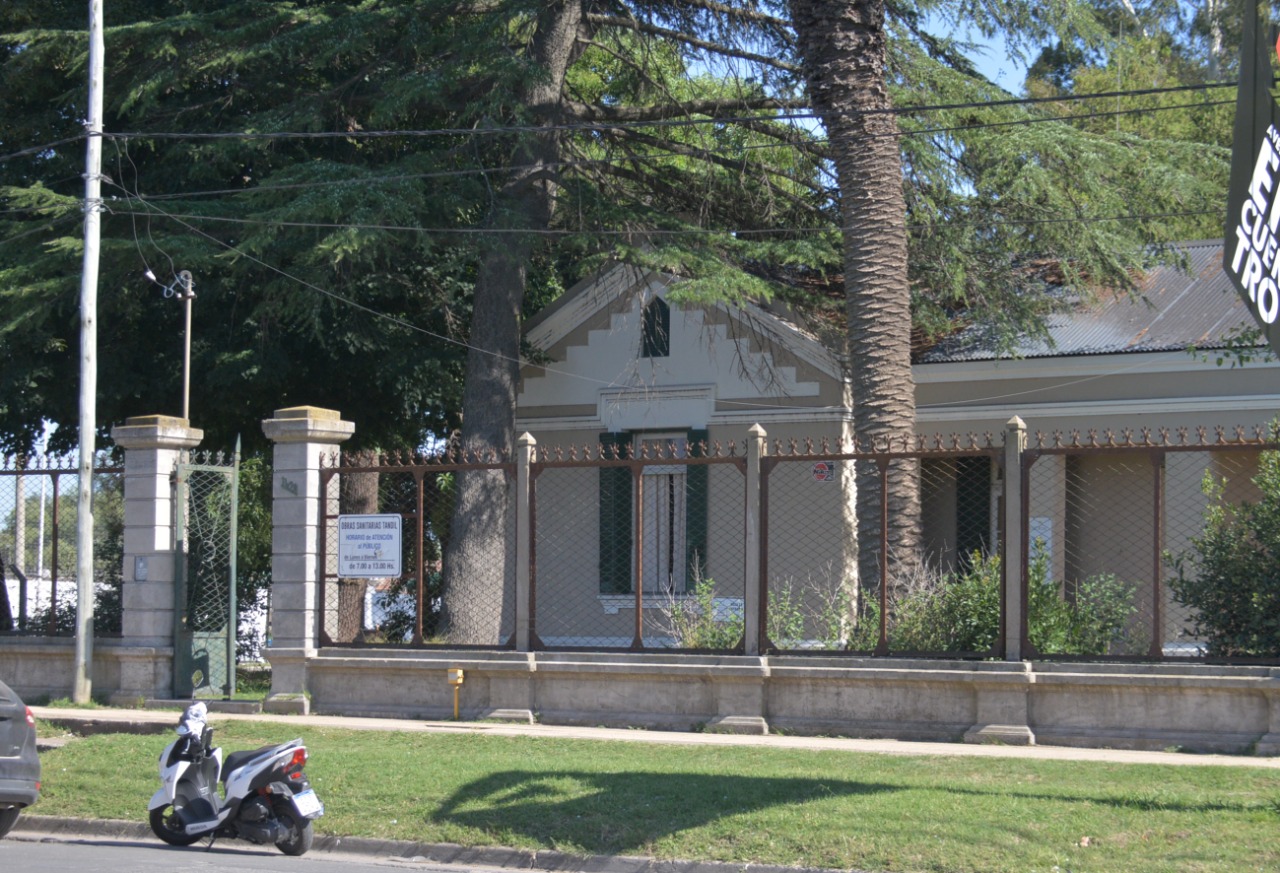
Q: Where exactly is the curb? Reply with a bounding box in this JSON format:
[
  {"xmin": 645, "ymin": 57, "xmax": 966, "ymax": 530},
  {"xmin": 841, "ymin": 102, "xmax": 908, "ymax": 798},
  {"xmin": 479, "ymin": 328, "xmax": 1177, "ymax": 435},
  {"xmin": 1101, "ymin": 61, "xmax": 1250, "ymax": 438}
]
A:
[{"xmin": 11, "ymin": 816, "xmax": 859, "ymax": 873}]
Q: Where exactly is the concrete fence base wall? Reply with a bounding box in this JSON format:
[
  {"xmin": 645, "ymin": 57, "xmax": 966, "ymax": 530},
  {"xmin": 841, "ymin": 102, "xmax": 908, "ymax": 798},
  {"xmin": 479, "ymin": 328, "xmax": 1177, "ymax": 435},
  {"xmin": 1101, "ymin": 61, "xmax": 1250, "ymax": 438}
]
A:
[
  {"xmin": 288, "ymin": 649, "xmax": 1280, "ymax": 755},
  {"xmin": 0, "ymin": 639, "xmax": 172, "ymax": 706},
  {"xmin": 5, "ymin": 641, "xmax": 1278, "ymax": 755}
]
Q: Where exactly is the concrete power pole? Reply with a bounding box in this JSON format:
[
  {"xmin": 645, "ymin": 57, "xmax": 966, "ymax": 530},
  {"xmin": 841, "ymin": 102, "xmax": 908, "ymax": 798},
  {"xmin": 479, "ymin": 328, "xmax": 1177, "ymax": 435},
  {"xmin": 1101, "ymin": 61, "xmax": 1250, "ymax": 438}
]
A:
[{"xmin": 74, "ymin": 0, "xmax": 105, "ymax": 704}]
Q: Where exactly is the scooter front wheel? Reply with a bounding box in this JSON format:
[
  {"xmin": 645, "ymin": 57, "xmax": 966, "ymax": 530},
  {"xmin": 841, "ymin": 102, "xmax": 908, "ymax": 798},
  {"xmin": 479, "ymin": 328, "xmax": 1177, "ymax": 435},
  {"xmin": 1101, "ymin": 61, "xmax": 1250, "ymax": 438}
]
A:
[
  {"xmin": 149, "ymin": 804, "xmax": 201, "ymax": 846},
  {"xmin": 273, "ymin": 806, "xmax": 313, "ymax": 856}
]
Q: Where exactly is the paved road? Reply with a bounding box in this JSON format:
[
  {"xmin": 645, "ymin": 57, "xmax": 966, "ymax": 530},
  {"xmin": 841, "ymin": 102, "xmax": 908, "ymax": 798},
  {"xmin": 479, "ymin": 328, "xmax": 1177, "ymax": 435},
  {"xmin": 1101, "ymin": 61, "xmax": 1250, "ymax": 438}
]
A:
[{"xmin": 4, "ymin": 833, "xmax": 513, "ymax": 873}]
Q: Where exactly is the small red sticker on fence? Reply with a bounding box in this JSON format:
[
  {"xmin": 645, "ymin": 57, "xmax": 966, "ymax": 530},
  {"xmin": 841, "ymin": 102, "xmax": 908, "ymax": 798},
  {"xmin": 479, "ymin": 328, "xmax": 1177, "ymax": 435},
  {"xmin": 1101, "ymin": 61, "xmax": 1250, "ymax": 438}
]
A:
[{"xmin": 812, "ymin": 461, "xmax": 834, "ymax": 482}]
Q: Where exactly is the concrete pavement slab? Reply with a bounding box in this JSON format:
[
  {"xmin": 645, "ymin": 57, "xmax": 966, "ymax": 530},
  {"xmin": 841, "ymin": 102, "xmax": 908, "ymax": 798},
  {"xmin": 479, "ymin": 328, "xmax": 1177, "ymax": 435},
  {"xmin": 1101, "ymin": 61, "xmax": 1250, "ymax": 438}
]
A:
[{"xmin": 30, "ymin": 705, "xmax": 1280, "ymax": 768}]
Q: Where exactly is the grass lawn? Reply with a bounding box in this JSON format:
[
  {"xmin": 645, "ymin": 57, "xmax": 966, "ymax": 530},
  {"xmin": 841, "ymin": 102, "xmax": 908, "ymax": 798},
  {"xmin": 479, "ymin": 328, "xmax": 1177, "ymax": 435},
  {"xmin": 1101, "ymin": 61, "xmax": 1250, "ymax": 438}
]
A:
[{"xmin": 33, "ymin": 719, "xmax": 1280, "ymax": 873}]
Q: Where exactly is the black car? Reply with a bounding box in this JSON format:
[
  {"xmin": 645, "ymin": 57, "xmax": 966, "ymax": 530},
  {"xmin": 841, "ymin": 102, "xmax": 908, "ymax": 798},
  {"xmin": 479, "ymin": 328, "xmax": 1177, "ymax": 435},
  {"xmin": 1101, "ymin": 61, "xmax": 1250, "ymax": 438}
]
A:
[{"xmin": 0, "ymin": 680, "xmax": 39, "ymax": 837}]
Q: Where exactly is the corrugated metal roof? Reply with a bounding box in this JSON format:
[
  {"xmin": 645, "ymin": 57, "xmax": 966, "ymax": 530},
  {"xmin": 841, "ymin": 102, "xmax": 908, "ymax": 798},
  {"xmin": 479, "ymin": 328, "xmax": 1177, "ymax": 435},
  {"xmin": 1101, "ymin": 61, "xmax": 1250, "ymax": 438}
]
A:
[{"xmin": 917, "ymin": 240, "xmax": 1260, "ymax": 363}]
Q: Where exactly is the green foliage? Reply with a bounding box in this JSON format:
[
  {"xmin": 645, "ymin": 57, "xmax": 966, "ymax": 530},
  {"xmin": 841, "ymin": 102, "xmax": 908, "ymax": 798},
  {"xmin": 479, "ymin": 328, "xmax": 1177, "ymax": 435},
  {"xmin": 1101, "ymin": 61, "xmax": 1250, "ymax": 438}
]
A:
[
  {"xmin": 1170, "ymin": 450, "xmax": 1280, "ymax": 657},
  {"xmin": 665, "ymin": 575, "xmax": 743, "ymax": 650},
  {"xmin": 1026, "ymin": 548, "xmax": 1142, "ymax": 656},
  {"xmin": 882, "ymin": 548, "xmax": 1138, "ymax": 656},
  {"xmin": 890, "ymin": 551, "xmax": 1003, "ymax": 653},
  {"xmin": 234, "ymin": 454, "xmax": 272, "ymax": 659},
  {"xmin": 1, "ymin": 0, "xmax": 1240, "ymax": 457}
]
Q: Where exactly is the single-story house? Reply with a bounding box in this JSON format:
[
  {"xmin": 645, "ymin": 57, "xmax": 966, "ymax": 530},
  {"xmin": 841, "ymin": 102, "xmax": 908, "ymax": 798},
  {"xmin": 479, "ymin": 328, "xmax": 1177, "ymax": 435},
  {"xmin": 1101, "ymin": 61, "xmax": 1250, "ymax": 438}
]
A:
[{"xmin": 515, "ymin": 240, "xmax": 1279, "ymax": 649}]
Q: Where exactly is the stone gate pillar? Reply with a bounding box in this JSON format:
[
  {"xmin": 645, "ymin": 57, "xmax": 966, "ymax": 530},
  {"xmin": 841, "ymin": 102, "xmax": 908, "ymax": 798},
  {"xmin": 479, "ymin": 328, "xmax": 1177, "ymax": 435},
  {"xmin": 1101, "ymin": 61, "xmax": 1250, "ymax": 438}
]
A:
[
  {"xmin": 110, "ymin": 414, "xmax": 203, "ymax": 704},
  {"xmin": 261, "ymin": 406, "xmax": 354, "ymax": 714}
]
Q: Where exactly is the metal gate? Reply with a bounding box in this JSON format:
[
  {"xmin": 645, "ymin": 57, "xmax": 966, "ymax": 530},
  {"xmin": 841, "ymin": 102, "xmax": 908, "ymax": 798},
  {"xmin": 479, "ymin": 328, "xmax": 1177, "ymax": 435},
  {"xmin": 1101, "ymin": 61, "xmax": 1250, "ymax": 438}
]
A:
[{"xmin": 173, "ymin": 443, "xmax": 239, "ymax": 698}]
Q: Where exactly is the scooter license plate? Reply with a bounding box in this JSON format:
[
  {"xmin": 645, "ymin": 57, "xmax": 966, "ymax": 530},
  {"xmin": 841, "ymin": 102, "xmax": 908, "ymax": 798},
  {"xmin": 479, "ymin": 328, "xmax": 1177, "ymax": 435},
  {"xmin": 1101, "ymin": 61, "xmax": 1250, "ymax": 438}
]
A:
[{"xmin": 292, "ymin": 789, "xmax": 324, "ymax": 818}]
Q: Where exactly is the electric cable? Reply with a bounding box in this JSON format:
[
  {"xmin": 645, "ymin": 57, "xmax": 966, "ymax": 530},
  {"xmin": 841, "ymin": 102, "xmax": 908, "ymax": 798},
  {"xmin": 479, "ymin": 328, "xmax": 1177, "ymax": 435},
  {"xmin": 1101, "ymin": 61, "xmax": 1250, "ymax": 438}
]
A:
[
  {"xmin": 98, "ymin": 81, "xmax": 1237, "ymax": 143},
  {"xmin": 85, "ymin": 96, "xmax": 1234, "ymax": 207},
  {"xmin": 105, "ymin": 205, "xmax": 1220, "ymax": 236}
]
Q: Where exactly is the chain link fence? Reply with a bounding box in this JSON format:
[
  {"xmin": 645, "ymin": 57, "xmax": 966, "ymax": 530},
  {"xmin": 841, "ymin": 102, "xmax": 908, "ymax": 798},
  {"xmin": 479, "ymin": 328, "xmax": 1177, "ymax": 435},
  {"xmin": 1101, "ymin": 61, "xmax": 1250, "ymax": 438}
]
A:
[
  {"xmin": 0, "ymin": 452, "xmax": 123, "ymax": 636},
  {"xmin": 307, "ymin": 426, "xmax": 1280, "ymax": 663},
  {"xmin": 531, "ymin": 437, "xmax": 746, "ymax": 650},
  {"xmin": 763, "ymin": 438, "xmax": 1004, "ymax": 656},
  {"xmin": 1022, "ymin": 428, "xmax": 1280, "ymax": 661},
  {"xmin": 319, "ymin": 451, "xmax": 515, "ymax": 647}
]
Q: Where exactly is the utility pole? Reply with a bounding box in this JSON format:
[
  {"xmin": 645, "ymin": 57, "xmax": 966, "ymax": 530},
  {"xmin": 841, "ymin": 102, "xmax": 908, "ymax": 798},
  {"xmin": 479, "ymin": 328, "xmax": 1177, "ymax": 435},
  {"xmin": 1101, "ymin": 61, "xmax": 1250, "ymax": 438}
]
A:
[
  {"xmin": 75, "ymin": 0, "xmax": 105, "ymax": 704},
  {"xmin": 179, "ymin": 271, "xmax": 194, "ymax": 421}
]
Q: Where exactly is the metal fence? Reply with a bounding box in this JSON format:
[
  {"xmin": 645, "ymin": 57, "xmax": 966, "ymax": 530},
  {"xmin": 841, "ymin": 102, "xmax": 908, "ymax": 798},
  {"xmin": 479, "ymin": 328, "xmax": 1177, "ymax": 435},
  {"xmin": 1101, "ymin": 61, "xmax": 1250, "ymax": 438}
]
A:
[
  {"xmin": 1020, "ymin": 426, "xmax": 1279, "ymax": 661},
  {"xmin": 174, "ymin": 448, "xmax": 239, "ymax": 697},
  {"xmin": 0, "ymin": 452, "xmax": 124, "ymax": 636},
  {"xmin": 314, "ymin": 424, "xmax": 1280, "ymax": 664},
  {"xmin": 317, "ymin": 449, "xmax": 515, "ymax": 648},
  {"xmin": 761, "ymin": 435, "xmax": 1004, "ymax": 657},
  {"xmin": 531, "ymin": 435, "xmax": 747, "ymax": 650}
]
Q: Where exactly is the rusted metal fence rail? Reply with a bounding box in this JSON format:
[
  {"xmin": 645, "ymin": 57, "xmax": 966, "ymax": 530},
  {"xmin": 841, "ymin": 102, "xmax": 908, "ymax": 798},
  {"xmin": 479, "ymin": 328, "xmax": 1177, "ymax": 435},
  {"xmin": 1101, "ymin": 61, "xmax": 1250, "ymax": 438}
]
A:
[
  {"xmin": 315, "ymin": 424, "xmax": 1280, "ymax": 664},
  {"xmin": 1021, "ymin": 425, "xmax": 1280, "ymax": 662}
]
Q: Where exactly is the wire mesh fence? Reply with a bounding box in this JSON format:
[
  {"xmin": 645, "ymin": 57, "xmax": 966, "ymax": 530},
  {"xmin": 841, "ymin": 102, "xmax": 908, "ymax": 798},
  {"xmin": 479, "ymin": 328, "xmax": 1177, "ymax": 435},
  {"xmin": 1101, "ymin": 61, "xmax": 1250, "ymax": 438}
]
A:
[
  {"xmin": 763, "ymin": 439, "xmax": 1004, "ymax": 656},
  {"xmin": 531, "ymin": 436, "xmax": 746, "ymax": 651},
  {"xmin": 0, "ymin": 452, "xmax": 124, "ymax": 636},
  {"xmin": 318, "ymin": 452, "xmax": 515, "ymax": 647},
  {"xmin": 1021, "ymin": 428, "xmax": 1280, "ymax": 661},
  {"xmin": 307, "ymin": 425, "xmax": 1280, "ymax": 662}
]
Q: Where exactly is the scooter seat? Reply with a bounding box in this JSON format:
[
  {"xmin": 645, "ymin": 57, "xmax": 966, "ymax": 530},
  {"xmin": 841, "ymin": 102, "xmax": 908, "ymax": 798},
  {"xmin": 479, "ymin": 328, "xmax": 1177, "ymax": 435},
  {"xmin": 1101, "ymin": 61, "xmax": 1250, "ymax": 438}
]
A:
[{"xmin": 223, "ymin": 741, "xmax": 298, "ymax": 777}]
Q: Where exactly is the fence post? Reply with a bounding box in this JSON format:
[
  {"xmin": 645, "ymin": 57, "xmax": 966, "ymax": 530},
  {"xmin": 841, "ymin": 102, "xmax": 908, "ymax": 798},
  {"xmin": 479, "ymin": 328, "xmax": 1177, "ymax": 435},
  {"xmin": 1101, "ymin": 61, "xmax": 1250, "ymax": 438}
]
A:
[
  {"xmin": 261, "ymin": 406, "xmax": 354, "ymax": 714},
  {"xmin": 515, "ymin": 432, "xmax": 535, "ymax": 652},
  {"xmin": 109, "ymin": 415, "xmax": 203, "ymax": 704},
  {"xmin": 1003, "ymin": 416, "xmax": 1027, "ymax": 662},
  {"xmin": 744, "ymin": 424, "xmax": 765, "ymax": 656}
]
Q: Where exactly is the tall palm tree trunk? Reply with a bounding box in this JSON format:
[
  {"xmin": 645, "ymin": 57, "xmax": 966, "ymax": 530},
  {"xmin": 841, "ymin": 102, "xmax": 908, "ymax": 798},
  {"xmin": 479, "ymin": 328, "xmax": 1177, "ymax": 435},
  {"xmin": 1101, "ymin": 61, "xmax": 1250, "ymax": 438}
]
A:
[{"xmin": 789, "ymin": 0, "xmax": 921, "ymax": 597}]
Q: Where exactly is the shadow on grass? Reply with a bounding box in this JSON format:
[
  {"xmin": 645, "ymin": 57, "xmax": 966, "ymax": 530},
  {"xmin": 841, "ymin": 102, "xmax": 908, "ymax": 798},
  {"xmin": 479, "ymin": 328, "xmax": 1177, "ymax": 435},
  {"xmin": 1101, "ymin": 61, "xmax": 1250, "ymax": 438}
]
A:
[{"xmin": 434, "ymin": 769, "xmax": 897, "ymax": 853}]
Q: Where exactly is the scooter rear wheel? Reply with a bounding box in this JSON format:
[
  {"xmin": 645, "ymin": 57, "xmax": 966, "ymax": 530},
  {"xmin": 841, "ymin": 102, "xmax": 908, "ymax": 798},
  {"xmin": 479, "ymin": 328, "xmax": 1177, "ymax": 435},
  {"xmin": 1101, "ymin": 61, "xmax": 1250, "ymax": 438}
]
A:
[
  {"xmin": 273, "ymin": 806, "xmax": 313, "ymax": 856},
  {"xmin": 149, "ymin": 804, "xmax": 201, "ymax": 846}
]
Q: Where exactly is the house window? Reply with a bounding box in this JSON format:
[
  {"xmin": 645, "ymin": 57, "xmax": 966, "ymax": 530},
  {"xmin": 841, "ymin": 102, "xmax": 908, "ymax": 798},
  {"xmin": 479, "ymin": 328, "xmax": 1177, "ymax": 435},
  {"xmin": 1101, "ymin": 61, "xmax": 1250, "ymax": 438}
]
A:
[
  {"xmin": 598, "ymin": 429, "xmax": 708, "ymax": 595},
  {"xmin": 639, "ymin": 435, "xmax": 688, "ymax": 594},
  {"xmin": 641, "ymin": 297, "xmax": 670, "ymax": 358}
]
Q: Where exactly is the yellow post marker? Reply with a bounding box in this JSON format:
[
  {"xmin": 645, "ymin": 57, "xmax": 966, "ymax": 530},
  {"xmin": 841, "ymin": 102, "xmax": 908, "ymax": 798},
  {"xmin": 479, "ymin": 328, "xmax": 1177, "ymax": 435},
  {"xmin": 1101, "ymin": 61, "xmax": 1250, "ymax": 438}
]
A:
[{"xmin": 447, "ymin": 668, "xmax": 465, "ymax": 720}]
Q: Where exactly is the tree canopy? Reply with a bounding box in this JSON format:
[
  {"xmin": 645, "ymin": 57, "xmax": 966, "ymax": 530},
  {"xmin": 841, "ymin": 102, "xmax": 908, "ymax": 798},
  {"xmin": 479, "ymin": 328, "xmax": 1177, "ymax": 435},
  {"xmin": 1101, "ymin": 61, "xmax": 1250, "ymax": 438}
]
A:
[{"xmin": 0, "ymin": 0, "xmax": 1243, "ymax": 459}]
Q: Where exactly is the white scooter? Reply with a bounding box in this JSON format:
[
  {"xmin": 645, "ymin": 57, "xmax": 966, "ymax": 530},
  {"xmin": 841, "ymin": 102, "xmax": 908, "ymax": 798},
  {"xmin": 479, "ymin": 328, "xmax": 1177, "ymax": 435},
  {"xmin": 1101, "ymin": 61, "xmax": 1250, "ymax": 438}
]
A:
[{"xmin": 148, "ymin": 702, "xmax": 324, "ymax": 855}]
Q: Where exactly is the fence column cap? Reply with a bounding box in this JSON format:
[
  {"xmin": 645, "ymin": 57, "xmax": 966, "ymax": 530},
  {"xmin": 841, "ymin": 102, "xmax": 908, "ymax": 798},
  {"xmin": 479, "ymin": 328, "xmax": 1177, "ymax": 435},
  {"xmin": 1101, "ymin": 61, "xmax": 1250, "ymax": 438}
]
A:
[
  {"xmin": 261, "ymin": 406, "xmax": 354, "ymax": 445},
  {"xmin": 112, "ymin": 415, "xmax": 203, "ymax": 450}
]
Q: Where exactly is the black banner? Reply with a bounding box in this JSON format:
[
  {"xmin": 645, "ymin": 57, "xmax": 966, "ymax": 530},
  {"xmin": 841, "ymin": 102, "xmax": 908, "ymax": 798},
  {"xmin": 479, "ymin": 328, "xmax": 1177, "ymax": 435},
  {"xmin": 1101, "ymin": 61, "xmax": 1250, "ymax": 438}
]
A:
[{"xmin": 1225, "ymin": 0, "xmax": 1280, "ymax": 356}]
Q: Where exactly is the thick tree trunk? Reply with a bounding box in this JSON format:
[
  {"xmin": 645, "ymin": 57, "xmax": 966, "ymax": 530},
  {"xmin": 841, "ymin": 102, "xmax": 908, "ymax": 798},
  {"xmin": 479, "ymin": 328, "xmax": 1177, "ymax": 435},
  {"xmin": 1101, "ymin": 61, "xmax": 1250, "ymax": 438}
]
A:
[
  {"xmin": 788, "ymin": 0, "xmax": 921, "ymax": 597},
  {"xmin": 335, "ymin": 468, "xmax": 379, "ymax": 643},
  {"xmin": 441, "ymin": 0, "xmax": 584, "ymax": 645}
]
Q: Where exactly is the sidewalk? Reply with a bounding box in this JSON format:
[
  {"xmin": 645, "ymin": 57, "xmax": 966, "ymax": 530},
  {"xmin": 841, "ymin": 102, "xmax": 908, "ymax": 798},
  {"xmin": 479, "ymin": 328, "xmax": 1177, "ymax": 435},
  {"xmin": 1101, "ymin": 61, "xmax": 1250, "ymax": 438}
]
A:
[{"xmin": 30, "ymin": 704, "xmax": 1280, "ymax": 768}]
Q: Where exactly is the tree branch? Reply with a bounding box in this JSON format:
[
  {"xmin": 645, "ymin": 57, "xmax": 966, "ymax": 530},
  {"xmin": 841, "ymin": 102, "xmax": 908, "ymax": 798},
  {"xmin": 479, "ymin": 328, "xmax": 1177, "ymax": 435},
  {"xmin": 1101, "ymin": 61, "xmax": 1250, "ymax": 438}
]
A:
[
  {"xmin": 564, "ymin": 94, "xmax": 807, "ymax": 124},
  {"xmin": 586, "ymin": 13, "xmax": 801, "ymax": 73}
]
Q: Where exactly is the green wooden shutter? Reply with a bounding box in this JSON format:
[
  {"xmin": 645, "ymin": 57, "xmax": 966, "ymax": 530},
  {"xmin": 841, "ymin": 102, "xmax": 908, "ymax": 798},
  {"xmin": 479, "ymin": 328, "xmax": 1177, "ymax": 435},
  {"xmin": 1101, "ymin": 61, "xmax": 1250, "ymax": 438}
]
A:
[
  {"xmin": 685, "ymin": 428, "xmax": 709, "ymax": 583},
  {"xmin": 598, "ymin": 432, "xmax": 633, "ymax": 593}
]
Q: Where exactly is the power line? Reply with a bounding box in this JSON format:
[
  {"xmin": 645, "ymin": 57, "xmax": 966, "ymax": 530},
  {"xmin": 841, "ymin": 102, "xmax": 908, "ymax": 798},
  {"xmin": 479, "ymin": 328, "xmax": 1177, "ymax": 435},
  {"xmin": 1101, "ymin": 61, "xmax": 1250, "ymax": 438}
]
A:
[
  {"xmin": 118, "ymin": 195, "xmax": 819, "ymax": 410},
  {"xmin": 95, "ymin": 81, "xmax": 1236, "ymax": 144},
  {"xmin": 107, "ymin": 204, "xmax": 1220, "ymax": 237},
  {"xmin": 95, "ymin": 97, "xmax": 1231, "ymax": 207},
  {"xmin": 0, "ymin": 135, "xmax": 88, "ymax": 165}
]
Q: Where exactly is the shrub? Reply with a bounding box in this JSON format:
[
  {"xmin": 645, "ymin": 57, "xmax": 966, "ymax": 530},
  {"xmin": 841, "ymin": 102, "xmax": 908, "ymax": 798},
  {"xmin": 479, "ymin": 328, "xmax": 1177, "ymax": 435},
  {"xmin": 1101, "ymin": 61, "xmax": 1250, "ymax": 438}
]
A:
[
  {"xmin": 883, "ymin": 548, "xmax": 1137, "ymax": 656},
  {"xmin": 664, "ymin": 574, "xmax": 743, "ymax": 650},
  {"xmin": 889, "ymin": 551, "xmax": 1002, "ymax": 653},
  {"xmin": 1026, "ymin": 547, "xmax": 1140, "ymax": 656},
  {"xmin": 1170, "ymin": 450, "xmax": 1280, "ymax": 657}
]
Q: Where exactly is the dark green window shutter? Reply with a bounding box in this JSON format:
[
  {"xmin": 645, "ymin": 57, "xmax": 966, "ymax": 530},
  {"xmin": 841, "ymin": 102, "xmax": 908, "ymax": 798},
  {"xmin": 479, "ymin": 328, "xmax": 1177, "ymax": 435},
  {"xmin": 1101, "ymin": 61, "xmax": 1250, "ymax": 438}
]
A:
[
  {"xmin": 598, "ymin": 432, "xmax": 633, "ymax": 593},
  {"xmin": 685, "ymin": 429, "xmax": 709, "ymax": 582}
]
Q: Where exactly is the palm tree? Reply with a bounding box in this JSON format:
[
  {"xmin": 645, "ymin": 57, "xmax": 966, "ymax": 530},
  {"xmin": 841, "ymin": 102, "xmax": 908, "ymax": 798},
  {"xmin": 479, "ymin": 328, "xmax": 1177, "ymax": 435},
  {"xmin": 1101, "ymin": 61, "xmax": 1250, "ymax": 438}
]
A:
[{"xmin": 788, "ymin": 0, "xmax": 921, "ymax": 594}]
